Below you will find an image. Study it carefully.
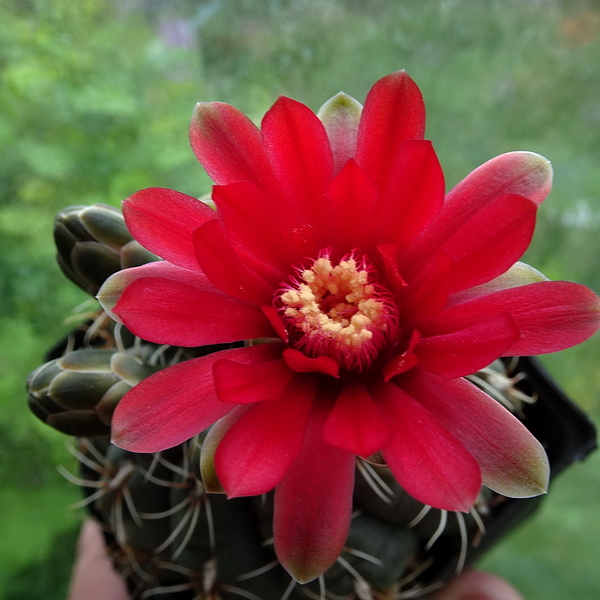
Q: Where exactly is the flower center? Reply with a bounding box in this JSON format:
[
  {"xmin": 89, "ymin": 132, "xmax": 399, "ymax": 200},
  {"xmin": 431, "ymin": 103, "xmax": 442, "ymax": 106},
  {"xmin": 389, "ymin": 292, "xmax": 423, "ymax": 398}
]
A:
[{"xmin": 278, "ymin": 253, "xmax": 398, "ymax": 371}]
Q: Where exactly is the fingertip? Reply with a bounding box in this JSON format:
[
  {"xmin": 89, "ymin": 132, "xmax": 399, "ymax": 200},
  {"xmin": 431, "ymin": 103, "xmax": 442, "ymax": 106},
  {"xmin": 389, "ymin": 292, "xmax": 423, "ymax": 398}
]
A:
[
  {"xmin": 428, "ymin": 571, "xmax": 524, "ymax": 600},
  {"xmin": 68, "ymin": 519, "xmax": 129, "ymax": 600}
]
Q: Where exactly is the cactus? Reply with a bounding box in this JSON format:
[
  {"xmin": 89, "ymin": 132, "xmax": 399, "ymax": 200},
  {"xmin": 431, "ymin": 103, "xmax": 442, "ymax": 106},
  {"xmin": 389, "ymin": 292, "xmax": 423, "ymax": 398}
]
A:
[
  {"xmin": 27, "ymin": 71, "xmax": 599, "ymax": 598},
  {"xmin": 27, "ymin": 202, "xmax": 582, "ymax": 600},
  {"xmin": 54, "ymin": 203, "xmax": 158, "ymax": 295}
]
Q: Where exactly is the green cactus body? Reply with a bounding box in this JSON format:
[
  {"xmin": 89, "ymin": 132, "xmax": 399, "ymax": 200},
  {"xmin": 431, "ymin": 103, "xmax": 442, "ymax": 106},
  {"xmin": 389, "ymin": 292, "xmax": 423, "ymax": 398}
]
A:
[{"xmin": 26, "ymin": 203, "xmax": 584, "ymax": 599}]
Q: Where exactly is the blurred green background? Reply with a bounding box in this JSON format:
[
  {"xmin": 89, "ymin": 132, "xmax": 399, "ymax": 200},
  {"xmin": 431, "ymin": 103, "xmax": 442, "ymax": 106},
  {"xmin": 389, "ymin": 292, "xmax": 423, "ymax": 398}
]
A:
[{"xmin": 1, "ymin": 0, "xmax": 599, "ymax": 598}]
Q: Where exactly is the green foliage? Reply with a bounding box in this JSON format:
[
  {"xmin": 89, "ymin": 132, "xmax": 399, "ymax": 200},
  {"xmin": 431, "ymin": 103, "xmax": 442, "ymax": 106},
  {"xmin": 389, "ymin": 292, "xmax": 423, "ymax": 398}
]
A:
[
  {"xmin": 2, "ymin": 525, "xmax": 79, "ymax": 600},
  {"xmin": 2, "ymin": 0, "xmax": 600, "ymax": 598}
]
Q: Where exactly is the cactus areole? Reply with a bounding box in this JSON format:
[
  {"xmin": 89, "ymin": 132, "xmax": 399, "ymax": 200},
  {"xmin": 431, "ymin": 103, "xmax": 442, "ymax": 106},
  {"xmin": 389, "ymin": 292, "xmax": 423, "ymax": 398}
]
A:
[{"xmin": 97, "ymin": 71, "xmax": 600, "ymax": 583}]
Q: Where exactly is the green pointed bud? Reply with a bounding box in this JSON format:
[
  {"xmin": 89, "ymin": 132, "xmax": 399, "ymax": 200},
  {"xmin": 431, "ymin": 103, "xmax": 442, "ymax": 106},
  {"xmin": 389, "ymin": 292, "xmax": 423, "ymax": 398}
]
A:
[
  {"xmin": 200, "ymin": 411, "xmax": 241, "ymax": 494},
  {"xmin": 460, "ymin": 262, "xmax": 550, "ymax": 302},
  {"xmin": 120, "ymin": 240, "xmax": 159, "ymax": 269},
  {"xmin": 110, "ymin": 352, "xmax": 157, "ymax": 387},
  {"xmin": 26, "ymin": 347, "xmax": 159, "ymax": 437},
  {"xmin": 54, "ymin": 204, "xmax": 159, "ymax": 295},
  {"xmin": 79, "ymin": 204, "xmax": 133, "ymax": 249},
  {"xmin": 47, "ymin": 410, "xmax": 112, "ymax": 437},
  {"xmin": 96, "ymin": 381, "xmax": 131, "ymax": 425},
  {"xmin": 317, "ymin": 91, "xmax": 362, "ymax": 173}
]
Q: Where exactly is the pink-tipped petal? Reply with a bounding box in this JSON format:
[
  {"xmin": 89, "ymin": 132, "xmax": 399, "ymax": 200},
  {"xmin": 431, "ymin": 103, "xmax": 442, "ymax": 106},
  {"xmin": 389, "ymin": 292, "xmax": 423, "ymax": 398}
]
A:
[
  {"xmin": 215, "ymin": 374, "xmax": 317, "ymax": 497},
  {"xmin": 356, "ymin": 70, "xmax": 426, "ymax": 187},
  {"xmin": 424, "ymin": 281, "xmax": 600, "ymax": 355},
  {"xmin": 373, "ymin": 379, "xmax": 481, "ymax": 512},
  {"xmin": 190, "ymin": 102, "xmax": 277, "ymax": 190},
  {"xmin": 322, "ymin": 381, "xmax": 392, "ymax": 458},
  {"xmin": 111, "ymin": 345, "xmax": 279, "ymax": 453},
  {"xmin": 402, "ymin": 152, "xmax": 552, "ymax": 278},
  {"xmin": 373, "ymin": 140, "xmax": 444, "ymax": 254},
  {"xmin": 443, "ymin": 194, "xmax": 537, "ymax": 293},
  {"xmin": 274, "ymin": 400, "xmax": 355, "ymax": 583},
  {"xmin": 401, "ymin": 370, "xmax": 550, "ymax": 497},
  {"xmin": 317, "ymin": 92, "xmax": 363, "ymax": 174},
  {"xmin": 213, "ymin": 356, "xmax": 294, "ymax": 404},
  {"xmin": 113, "ymin": 276, "xmax": 273, "ymax": 346},
  {"xmin": 261, "ymin": 96, "xmax": 334, "ymax": 254},
  {"xmin": 417, "ymin": 313, "xmax": 521, "ymax": 379},
  {"xmin": 97, "ymin": 261, "xmax": 219, "ymax": 320},
  {"xmin": 193, "ymin": 220, "xmax": 274, "ymax": 305},
  {"xmin": 449, "ymin": 261, "xmax": 549, "ymax": 304},
  {"xmin": 447, "ymin": 151, "xmax": 553, "ymax": 208},
  {"xmin": 283, "ymin": 348, "xmax": 340, "ymax": 378},
  {"xmin": 327, "ymin": 160, "xmax": 378, "ymax": 254},
  {"xmin": 122, "ymin": 188, "xmax": 214, "ymax": 271}
]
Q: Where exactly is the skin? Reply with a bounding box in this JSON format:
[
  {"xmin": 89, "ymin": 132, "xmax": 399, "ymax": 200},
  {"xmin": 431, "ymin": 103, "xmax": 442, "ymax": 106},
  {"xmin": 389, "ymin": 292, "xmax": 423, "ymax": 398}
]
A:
[
  {"xmin": 69, "ymin": 520, "xmax": 524, "ymax": 600},
  {"xmin": 428, "ymin": 570, "xmax": 524, "ymax": 600},
  {"xmin": 67, "ymin": 520, "xmax": 128, "ymax": 600}
]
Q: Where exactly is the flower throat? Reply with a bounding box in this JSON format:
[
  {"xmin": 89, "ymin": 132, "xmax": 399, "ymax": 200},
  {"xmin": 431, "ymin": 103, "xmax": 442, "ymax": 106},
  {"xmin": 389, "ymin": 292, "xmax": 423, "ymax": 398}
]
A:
[{"xmin": 278, "ymin": 253, "xmax": 399, "ymax": 372}]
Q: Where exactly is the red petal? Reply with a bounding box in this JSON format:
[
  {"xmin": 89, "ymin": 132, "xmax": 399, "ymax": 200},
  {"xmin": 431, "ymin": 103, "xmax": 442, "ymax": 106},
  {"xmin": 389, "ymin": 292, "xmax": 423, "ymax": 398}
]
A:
[
  {"xmin": 449, "ymin": 261, "xmax": 549, "ymax": 304},
  {"xmin": 98, "ymin": 261, "xmax": 219, "ymax": 318},
  {"xmin": 373, "ymin": 378, "xmax": 481, "ymax": 512},
  {"xmin": 261, "ymin": 305, "xmax": 288, "ymax": 343},
  {"xmin": 417, "ymin": 313, "xmax": 521, "ymax": 379},
  {"xmin": 447, "ymin": 151, "xmax": 553, "ymax": 208},
  {"xmin": 282, "ymin": 348, "xmax": 339, "ymax": 378},
  {"xmin": 373, "ymin": 140, "xmax": 444, "ymax": 254},
  {"xmin": 317, "ymin": 92, "xmax": 362, "ymax": 174},
  {"xmin": 327, "ymin": 159, "xmax": 378, "ymax": 254},
  {"xmin": 377, "ymin": 244, "xmax": 408, "ymax": 297},
  {"xmin": 424, "ymin": 281, "xmax": 600, "ymax": 355},
  {"xmin": 402, "ymin": 152, "xmax": 551, "ymax": 278},
  {"xmin": 356, "ymin": 71, "xmax": 425, "ymax": 187},
  {"xmin": 111, "ymin": 344, "xmax": 279, "ymax": 452},
  {"xmin": 274, "ymin": 399, "xmax": 355, "ymax": 583},
  {"xmin": 213, "ymin": 357, "xmax": 294, "ymax": 404},
  {"xmin": 114, "ymin": 276, "xmax": 273, "ymax": 346},
  {"xmin": 212, "ymin": 181, "xmax": 292, "ymax": 275},
  {"xmin": 401, "ymin": 251, "xmax": 454, "ymax": 324},
  {"xmin": 381, "ymin": 329, "xmax": 421, "ymax": 381},
  {"xmin": 215, "ymin": 374, "xmax": 317, "ymax": 497},
  {"xmin": 123, "ymin": 188, "xmax": 214, "ymax": 271},
  {"xmin": 200, "ymin": 405, "xmax": 249, "ymax": 493},
  {"xmin": 443, "ymin": 194, "xmax": 537, "ymax": 293},
  {"xmin": 261, "ymin": 96, "xmax": 334, "ymax": 254},
  {"xmin": 190, "ymin": 102, "xmax": 277, "ymax": 190},
  {"xmin": 193, "ymin": 219, "xmax": 274, "ymax": 305},
  {"xmin": 322, "ymin": 381, "xmax": 392, "ymax": 457},
  {"xmin": 401, "ymin": 370, "xmax": 550, "ymax": 498}
]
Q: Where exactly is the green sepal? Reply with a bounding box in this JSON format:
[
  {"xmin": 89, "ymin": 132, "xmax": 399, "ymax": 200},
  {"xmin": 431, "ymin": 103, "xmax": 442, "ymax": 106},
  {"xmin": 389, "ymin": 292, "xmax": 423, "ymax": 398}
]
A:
[
  {"xmin": 46, "ymin": 409, "xmax": 111, "ymax": 437},
  {"xmin": 57, "ymin": 348, "xmax": 115, "ymax": 372},
  {"xmin": 79, "ymin": 204, "xmax": 133, "ymax": 249},
  {"xmin": 49, "ymin": 370, "xmax": 120, "ymax": 410},
  {"xmin": 199, "ymin": 409, "xmax": 249, "ymax": 494},
  {"xmin": 110, "ymin": 352, "xmax": 158, "ymax": 386},
  {"xmin": 96, "ymin": 380, "xmax": 132, "ymax": 425},
  {"xmin": 120, "ymin": 240, "xmax": 159, "ymax": 268},
  {"xmin": 317, "ymin": 91, "xmax": 362, "ymax": 171}
]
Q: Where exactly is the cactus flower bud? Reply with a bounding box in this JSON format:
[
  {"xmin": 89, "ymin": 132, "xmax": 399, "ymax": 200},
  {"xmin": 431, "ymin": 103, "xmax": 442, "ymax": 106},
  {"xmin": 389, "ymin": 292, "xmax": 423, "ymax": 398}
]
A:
[{"xmin": 54, "ymin": 204, "xmax": 158, "ymax": 295}]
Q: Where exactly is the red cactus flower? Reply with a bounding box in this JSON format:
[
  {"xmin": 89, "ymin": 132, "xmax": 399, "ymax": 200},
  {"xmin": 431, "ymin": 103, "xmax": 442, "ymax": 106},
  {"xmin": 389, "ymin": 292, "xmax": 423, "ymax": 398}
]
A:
[{"xmin": 98, "ymin": 71, "xmax": 600, "ymax": 583}]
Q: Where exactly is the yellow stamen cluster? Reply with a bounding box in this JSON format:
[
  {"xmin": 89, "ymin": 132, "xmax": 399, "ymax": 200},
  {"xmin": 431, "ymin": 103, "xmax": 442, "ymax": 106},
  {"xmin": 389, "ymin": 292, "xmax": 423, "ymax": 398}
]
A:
[{"xmin": 280, "ymin": 257, "xmax": 387, "ymax": 351}]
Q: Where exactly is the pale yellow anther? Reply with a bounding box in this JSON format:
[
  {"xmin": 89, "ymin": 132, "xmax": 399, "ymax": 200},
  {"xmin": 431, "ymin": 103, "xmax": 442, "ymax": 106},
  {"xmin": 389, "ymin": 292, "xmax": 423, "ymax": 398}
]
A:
[
  {"xmin": 280, "ymin": 255, "xmax": 389, "ymax": 352},
  {"xmin": 302, "ymin": 270, "xmax": 315, "ymax": 283}
]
